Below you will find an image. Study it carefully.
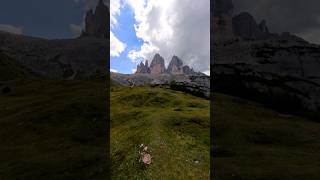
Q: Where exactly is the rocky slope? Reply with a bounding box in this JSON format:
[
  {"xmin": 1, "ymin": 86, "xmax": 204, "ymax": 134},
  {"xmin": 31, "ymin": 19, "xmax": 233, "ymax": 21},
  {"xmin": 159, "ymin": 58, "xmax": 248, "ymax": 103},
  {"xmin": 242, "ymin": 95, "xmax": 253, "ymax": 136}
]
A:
[
  {"xmin": 111, "ymin": 72, "xmax": 210, "ymax": 98},
  {"xmin": 212, "ymin": 0, "xmax": 320, "ymax": 118},
  {"xmin": 0, "ymin": 32, "xmax": 108, "ymax": 79},
  {"xmin": 115, "ymin": 53, "xmax": 209, "ymax": 98}
]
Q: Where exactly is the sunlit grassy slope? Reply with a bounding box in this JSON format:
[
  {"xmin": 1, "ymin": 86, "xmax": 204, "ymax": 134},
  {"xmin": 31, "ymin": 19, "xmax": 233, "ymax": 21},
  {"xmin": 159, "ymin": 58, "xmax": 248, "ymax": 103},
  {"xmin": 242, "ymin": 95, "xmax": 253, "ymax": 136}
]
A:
[
  {"xmin": 213, "ymin": 93, "xmax": 320, "ymax": 180},
  {"xmin": 0, "ymin": 79, "xmax": 108, "ymax": 179},
  {"xmin": 110, "ymin": 85, "xmax": 210, "ymax": 179}
]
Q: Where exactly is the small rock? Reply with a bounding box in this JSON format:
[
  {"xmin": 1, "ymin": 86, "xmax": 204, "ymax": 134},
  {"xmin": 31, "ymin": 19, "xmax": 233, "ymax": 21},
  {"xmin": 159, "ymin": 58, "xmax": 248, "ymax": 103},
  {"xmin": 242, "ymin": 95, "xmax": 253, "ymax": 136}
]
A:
[{"xmin": 142, "ymin": 153, "xmax": 152, "ymax": 165}]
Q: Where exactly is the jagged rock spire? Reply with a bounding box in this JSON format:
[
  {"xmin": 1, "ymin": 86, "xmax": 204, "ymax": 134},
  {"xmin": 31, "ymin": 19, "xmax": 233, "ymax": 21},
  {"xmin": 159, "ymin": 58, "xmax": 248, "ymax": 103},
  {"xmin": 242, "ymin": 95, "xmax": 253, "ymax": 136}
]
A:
[
  {"xmin": 167, "ymin": 55, "xmax": 183, "ymax": 74},
  {"xmin": 135, "ymin": 60, "xmax": 150, "ymax": 74},
  {"xmin": 135, "ymin": 54, "xmax": 196, "ymax": 75},
  {"xmin": 150, "ymin": 54, "xmax": 166, "ymax": 75},
  {"xmin": 81, "ymin": 0, "xmax": 109, "ymax": 38},
  {"xmin": 213, "ymin": 0, "xmax": 234, "ymax": 40}
]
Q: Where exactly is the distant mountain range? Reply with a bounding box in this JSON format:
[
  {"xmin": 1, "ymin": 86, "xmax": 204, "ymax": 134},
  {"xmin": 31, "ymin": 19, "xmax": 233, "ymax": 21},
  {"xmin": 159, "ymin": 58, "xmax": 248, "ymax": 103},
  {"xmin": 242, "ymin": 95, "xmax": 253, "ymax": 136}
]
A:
[
  {"xmin": 135, "ymin": 53, "xmax": 202, "ymax": 76},
  {"xmin": 112, "ymin": 54, "xmax": 210, "ymax": 98}
]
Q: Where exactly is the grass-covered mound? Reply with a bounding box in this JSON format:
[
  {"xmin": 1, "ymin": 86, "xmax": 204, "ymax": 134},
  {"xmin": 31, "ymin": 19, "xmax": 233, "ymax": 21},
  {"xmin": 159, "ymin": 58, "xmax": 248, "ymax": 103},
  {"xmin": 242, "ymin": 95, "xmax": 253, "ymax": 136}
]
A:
[
  {"xmin": 0, "ymin": 79, "xmax": 108, "ymax": 179},
  {"xmin": 214, "ymin": 93, "xmax": 320, "ymax": 180},
  {"xmin": 111, "ymin": 85, "xmax": 210, "ymax": 179}
]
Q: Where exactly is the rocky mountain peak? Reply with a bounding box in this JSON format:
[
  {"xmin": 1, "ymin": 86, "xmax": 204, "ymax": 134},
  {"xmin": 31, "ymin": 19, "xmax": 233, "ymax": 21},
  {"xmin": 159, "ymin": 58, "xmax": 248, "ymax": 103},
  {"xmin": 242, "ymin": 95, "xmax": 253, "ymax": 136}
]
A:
[
  {"xmin": 213, "ymin": 0, "xmax": 234, "ymax": 40},
  {"xmin": 136, "ymin": 60, "xmax": 150, "ymax": 74},
  {"xmin": 232, "ymin": 12, "xmax": 277, "ymax": 40},
  {"xmin": 135, "ymin": 54, "xmax": 197, "ymax": 75},
  {"xmin": 232, "ymin": 12, "xmax": 260, "ymax": 40},
  {"xmin": 259, "ymin": 19, "xmax": 269, "ymax": 33},
  {"xmin": 167, "ymin": 55, "xmax": 183, "ymax": 74},
  {"xmin": 81, "ymin": 0, "xmax": 109, "ymax": 39},
  {"xmin": 150, "ymin": 54, "xmax": 166, "ymax": 75}
]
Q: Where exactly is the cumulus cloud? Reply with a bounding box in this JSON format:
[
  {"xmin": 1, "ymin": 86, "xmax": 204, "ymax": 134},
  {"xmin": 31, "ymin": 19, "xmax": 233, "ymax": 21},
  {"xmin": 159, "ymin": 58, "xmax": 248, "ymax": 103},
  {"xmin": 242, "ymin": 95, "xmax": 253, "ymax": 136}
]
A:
[
  {"xmin": 128, "ymin": 43, "xmax": 159, "ymax": 63},
  {"xmin": 110, "ymin": 0, "xmax": 123, "ymax": 27},
  {"xmin": 0, "ymin": 24, "xmax": 23, "ymax": 35},
  {"xmin": 125, "ymin": 0, "xmax": 210, "ymax": 73},
  {"xmin": 69, "ymin": 23, "xmax": 83, "ymax": 37},
  {"xmin": 203, "ymin": 70, "xmax": 210, "ymax": 76},
  {"xmin": 110, "ymin": 69, "xmax": 118, "ymax": 72},
  {"xmin": 110, "ymin": 31, "xmax": 126, "ymax": 57}
]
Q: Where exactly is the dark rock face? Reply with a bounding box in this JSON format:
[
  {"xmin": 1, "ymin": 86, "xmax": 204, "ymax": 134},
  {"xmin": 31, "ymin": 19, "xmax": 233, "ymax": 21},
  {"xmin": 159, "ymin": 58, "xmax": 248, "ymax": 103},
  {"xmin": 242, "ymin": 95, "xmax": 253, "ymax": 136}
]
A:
[
  {"xmin": 182, "ymin": 65, "xmax": 194, "ymax": 75},
  {"xmin": 232, "ymin": 12, "xmax": 267, "ymax": 40},
  {"xmin": 213, "ymin": 0, "xmax": 234, "ymax": 40},
  {"xmin": 81, "ymin": 0, "xmax": 109, "ymax": 39},
  {"xmin": 259, "ymin": 20, "xmax": 269, "ymax": 34},
  {"xmin": 212, "ymin": 0, "xmax": 320, "ymax": 118},
  {"xmin": 166, "ymin": 56, "xmax": 183, "ymax": 74},
  {"xmin": 213, "ymin": 38, "xmax": 320, "ymax": 119}
]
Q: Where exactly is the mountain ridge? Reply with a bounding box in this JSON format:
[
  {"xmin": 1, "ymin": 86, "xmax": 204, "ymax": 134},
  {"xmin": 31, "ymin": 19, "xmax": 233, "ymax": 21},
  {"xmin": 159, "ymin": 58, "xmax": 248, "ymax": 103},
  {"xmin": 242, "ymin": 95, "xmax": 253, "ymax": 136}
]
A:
[
  {"xmin": 0, "ymin": 1, "xmax": 109, "ymax": 80},
  {"xmin": 135, "ymin": 53, "xmax": 202, "ymax": 76}
]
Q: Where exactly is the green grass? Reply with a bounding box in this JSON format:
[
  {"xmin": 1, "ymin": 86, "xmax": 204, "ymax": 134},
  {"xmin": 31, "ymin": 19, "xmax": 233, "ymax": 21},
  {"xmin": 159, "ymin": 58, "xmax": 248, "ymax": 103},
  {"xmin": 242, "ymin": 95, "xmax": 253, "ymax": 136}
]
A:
[
  {"xmin": 0, "ymin": 79, "xmax": 108, "ymax": 179},
  {"xmin": 111, "ymin": 85, "xmax": 210, "ymax": 179},
  {"xmin": 213, "ymin": 93, "xmax": 320, "ymax": 180},
  {"xmin": 0, "ymin": 53, "xmax": 34, "ymax": 81}
]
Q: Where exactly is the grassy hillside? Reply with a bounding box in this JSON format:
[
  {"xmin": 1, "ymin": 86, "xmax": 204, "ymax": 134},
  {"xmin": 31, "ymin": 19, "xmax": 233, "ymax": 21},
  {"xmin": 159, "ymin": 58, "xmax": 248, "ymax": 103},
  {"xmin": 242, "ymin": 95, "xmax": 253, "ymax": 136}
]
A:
[
  {"xmin": 110, "ymin": 85, "xmax": 210, "ymax": 179},
  {"xmin": 0, "ymin": 52, "xmax": 34, "ymax": 81},
  {"xmin": 213, "ymin": 93, "xmax": 320, "ymax": 180},
  {"xmin": 0, "ymin": 79, "xmax": 108, "ymax": 179}
]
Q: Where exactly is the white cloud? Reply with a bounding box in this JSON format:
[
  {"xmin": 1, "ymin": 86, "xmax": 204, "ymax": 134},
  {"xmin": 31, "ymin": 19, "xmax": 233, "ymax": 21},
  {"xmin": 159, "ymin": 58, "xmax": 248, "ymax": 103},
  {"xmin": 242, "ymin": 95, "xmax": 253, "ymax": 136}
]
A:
[
  {"xmin": 125, "ymin": 0, "xmax": 210, "ymax": 73},
  {"xmin": 203, "ymin": 70, "xmax": 210, "ymax": 76},
  {"xmin": 110, "ymin": 0, "xmax": 123, "ymax": 28},
  {"xmin": 132, "ymin": 68, "xmax": 137, "ymax": 73},
  {"xmin": 128, "ymin": 43, "xmax": 159, "ymax": 63},
  {"xmin": 110, "ymin": 31, "xmax": 126, "ymax": 57},
  {"xmin": 69, "ymin": 23, "xmax": 83, "ymax": 37},
  {"xmin": 110, "ymin": 69, "xmax": 118, "ymax": 72},
  {"xmin": 0, "ymin": 24, "xmax": 23, "ymax": 35},
  {"xmin": 296, "ymin": 28, "xmax": 320, "ymax": 45}
]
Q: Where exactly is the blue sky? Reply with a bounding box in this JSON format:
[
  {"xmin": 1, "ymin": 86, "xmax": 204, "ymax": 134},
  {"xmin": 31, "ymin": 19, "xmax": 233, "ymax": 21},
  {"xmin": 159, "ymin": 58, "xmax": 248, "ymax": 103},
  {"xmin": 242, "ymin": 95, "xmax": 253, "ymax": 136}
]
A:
[
  {"xmin": 0, "ymin": 0, "xmax": 84, "ymax": 39},
  {"xmin": 110, "ymin": 4, "xmax": 142, "ymax": 74},
  {"xmin": 111, "ymin": 0, "xmax": 211, "ymax": 75}
]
